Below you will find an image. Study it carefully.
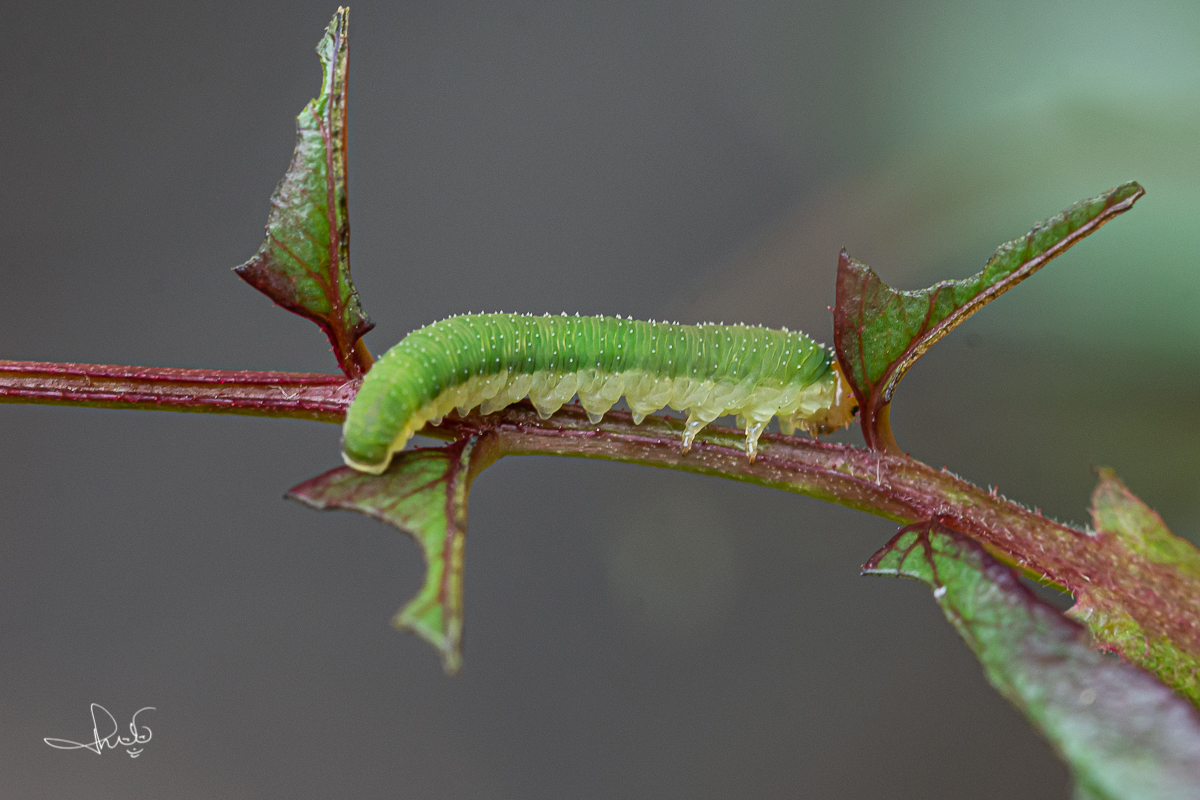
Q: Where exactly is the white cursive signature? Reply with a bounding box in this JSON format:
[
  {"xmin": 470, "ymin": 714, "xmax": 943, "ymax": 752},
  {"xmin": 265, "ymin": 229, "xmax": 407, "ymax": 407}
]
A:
[{"xmin": 44, "ymin": 704, "xmax": 155, "ymax": 758}]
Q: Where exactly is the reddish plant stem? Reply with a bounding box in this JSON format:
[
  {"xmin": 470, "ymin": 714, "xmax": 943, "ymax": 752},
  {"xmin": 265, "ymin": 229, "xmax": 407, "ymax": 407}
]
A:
[
  {"xmin": 2, "ymin": 358, "xmax": 1197, "ymax": 658},
  {"xmin": 434, "ymin": 405, "xmax": 1200, "ymax": 659},
  {"xmin": 0, "ymin": 360, "xmax": 357, "ymax": 422},
  {"xmin": 0, "ymin": 358, "xmax": 1152, "ymax": 553}
]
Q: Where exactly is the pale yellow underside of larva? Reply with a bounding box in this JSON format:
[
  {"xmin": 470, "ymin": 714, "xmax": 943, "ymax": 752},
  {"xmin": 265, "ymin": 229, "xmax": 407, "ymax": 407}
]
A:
[{"xmin": 344, "ymin": 362, "xmax": 857, "ymax": 474}]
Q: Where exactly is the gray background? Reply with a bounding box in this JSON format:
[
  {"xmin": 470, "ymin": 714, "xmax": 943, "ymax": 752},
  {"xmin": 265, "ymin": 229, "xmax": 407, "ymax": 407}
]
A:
[{"xmin": 2, "ymin": 1, "xmax": 1199, "ymax": 797}]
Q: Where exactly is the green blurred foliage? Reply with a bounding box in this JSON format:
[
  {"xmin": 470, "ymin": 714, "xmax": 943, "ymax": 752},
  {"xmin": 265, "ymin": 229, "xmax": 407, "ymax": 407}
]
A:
[{"xmin": 697, "ymin": 0, "xmax": 1200, "ymax": 547}]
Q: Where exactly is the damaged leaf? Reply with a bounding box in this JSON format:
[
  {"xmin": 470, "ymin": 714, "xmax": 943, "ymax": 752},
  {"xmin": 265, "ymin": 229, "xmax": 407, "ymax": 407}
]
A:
[
  {"xmin": 287, "ymin": 435, "xmax": 500, "ymax": 673},
  {"xmin": 235, "ymin": 8, "xmax": 374, "ymax": 377}
]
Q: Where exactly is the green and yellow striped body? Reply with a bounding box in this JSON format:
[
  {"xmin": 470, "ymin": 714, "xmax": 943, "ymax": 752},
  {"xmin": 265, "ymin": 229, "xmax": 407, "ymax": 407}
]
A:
[{"xmin": 342, "ymin": 313, "xmax": 856, "ymax": 474}]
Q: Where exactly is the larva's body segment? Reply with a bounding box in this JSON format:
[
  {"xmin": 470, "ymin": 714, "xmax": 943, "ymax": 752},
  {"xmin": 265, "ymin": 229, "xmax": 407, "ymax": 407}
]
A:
[{"xmin": 342, "ymin": 313, "xmax": 857, "ymax": 474}]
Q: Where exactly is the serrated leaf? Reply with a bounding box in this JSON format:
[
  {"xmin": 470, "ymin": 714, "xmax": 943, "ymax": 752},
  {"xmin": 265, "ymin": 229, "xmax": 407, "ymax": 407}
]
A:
[
  {"xmin": 1066, "ymin": 469, "xmax": 1200, "ymax": 707},
  {"xmin": 235, "ymin": 8, "xmax": 374, "ymax": 378},
  {"xmin": 286, "ymin": 435, "xmax": 500, "ymax": 674},
  {"xmin": 833, "ymin": 182, "xmax": 1143, "ymax": 451},
  {"xmin": 864, "ymin": 521, "xmax": 1200, "ymax": 800}
]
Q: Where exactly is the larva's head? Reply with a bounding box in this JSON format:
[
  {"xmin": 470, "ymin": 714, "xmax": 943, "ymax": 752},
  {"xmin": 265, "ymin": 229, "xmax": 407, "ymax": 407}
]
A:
[
  {"xmin": 804, "ymin": 361, "xmax": 859, "ymax": 435},
  {"xmin": 341, "ymin": 348, "xmax": 428, "ymax": 475}
]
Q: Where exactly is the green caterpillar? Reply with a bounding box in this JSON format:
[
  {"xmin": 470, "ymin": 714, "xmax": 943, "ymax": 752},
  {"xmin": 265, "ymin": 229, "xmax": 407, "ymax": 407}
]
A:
[{"xmin": 342, "ymin": 313, "xmax": 857, "ymax": 474}]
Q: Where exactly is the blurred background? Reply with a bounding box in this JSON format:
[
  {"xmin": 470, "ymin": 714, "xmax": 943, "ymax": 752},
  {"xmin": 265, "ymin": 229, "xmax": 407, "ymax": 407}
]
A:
[{"xmin": 1, "ymin": 1, "xmax": 1197, "ymax": 797}]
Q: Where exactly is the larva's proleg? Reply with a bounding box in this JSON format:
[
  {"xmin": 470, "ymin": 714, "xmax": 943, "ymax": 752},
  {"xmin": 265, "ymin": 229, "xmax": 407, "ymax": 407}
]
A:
[{"xmin": 342, "ymin": 313, "xmax": 857, "ymax": 474}]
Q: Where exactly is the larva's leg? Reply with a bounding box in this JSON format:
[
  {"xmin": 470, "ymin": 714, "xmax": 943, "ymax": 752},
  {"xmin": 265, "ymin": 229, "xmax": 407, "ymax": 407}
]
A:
[
  {"xmin": 533, "ymin": 403, "xmax": 561, "ymax": 420},
  {"xmin": 680, "ymin": 402, "xmax": 725, "ymax": 453},
  {"xmin": 529, "ymin": 372, "xmax": 573, "ymax": 420},
  {"xmin": 578, "ymin": 372, "xmax": 623, "ymax": 425},
  {"xmin": 680, "ymin": 416, "xmax": 706, "ymax": 452},
  {"xmin": 744, "ymin": 420, "xmax": 767, "ymax": 462}
]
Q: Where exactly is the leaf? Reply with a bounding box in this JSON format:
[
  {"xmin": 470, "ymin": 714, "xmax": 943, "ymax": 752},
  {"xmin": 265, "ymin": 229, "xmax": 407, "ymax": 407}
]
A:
[
  {"xmin": 833, "ymin": 182, "xmax": 1143, "ymax": 451},
  {"xmin": 1065, "ymin": 469, "xmax": 1200, "ymax": 707},
  {"xmin": 286, "ymin": 435, "xmax": 500, "ymax": 674},
  {"xmin": 235, "ymin": 8, "xmax": 375, "ymax": 378},
  {"xmin": 864, "ymin": 520, "xmax": 1200, "ymax": 800}
]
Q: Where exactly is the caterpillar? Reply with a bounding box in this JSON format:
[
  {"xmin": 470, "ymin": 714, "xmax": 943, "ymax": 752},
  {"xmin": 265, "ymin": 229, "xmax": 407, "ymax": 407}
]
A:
[{"xmin": 341, "ymin": 313, "xmax": 857, "ymax": 474}]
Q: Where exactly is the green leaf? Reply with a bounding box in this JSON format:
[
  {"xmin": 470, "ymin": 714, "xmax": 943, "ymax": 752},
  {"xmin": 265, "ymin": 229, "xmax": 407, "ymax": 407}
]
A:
[
  {"xmin": 235, "ymin": 8, "xmax": 374, "ymax": 378},
  {"xmin": 286, "ymin": 435, "xmax": 500, "ymax": 674},
  {"xmin": 833, "ymin": 182, "xmax": 1143, "ymax": 451},
  {"xmin": 864, "ymin": 520, "xmax": 1200, "ymax": 800},
  {"xmin": 1066, "ymin": 469, "xmax": 1200, "ymax": 707}
]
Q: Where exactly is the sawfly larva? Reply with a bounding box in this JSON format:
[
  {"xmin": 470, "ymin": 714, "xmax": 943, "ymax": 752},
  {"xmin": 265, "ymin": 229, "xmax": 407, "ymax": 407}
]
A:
[{"xmin": 342, "ymin": 313, "xmax": 857, "ymax": 474}]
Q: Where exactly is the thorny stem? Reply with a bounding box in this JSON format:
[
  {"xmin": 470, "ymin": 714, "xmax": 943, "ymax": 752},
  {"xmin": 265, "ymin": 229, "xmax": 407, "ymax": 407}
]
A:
[{"xmin": 4, "ymin": 358, "xmax": 1199, "ymax": 659}]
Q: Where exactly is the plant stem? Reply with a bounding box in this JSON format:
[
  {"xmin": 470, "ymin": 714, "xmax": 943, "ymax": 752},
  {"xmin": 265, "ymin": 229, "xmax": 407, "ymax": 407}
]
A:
[
  {"xmin": 432, "ymin": 406, "xmax": 1200, "ymax": 661},
  {"xmin": 4, "ymin": 357, "xmax": 1198, "ymax": 659},
  {"xmin": 437, "ymin": 402, "xmax": 1084, "ymax": 578},
  {"xmin": 0, "ymin": 360, "xmax": 355, "ymax": 422},
  {"xmin": 0, "ymin": 357, "xmax": 1143, "ymax": 559}
]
